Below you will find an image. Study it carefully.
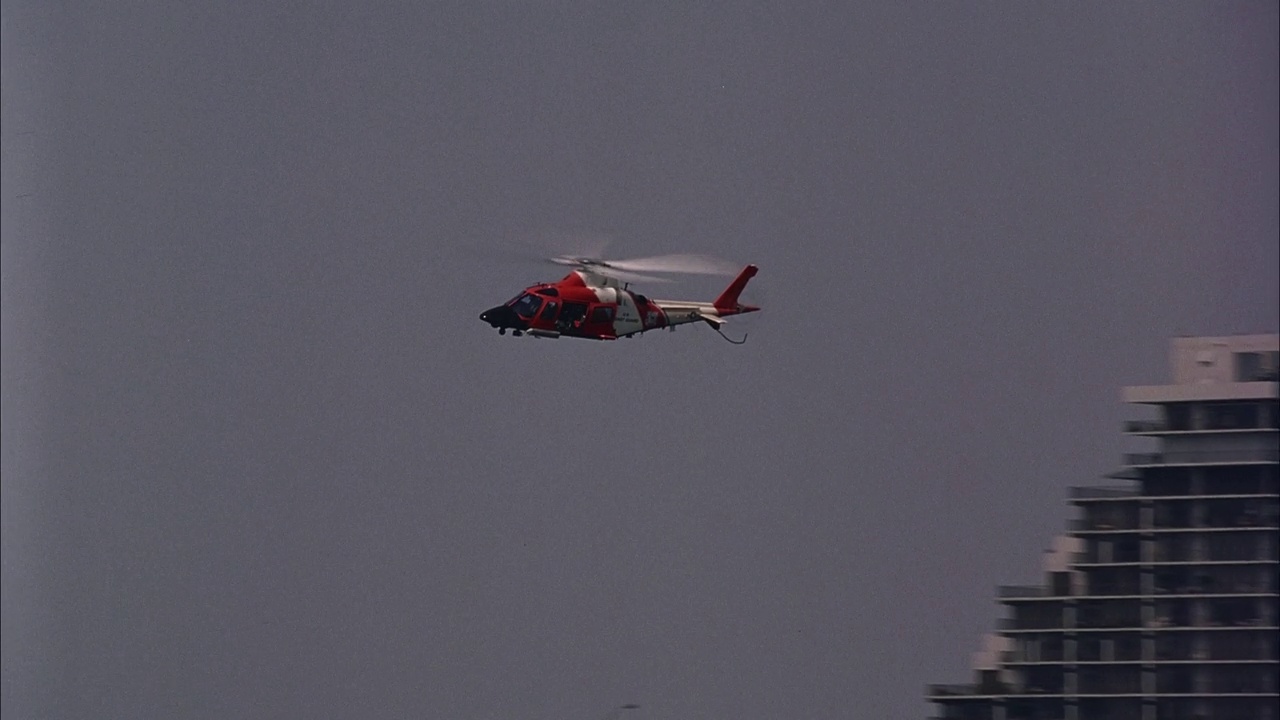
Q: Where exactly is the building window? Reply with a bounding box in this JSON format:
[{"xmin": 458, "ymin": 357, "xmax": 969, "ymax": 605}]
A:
[
  {"xmin": 1235, "ymin": 350, "xmax": 1280, "ymax": 381},
  {"xmin": 1236, "ymin": 352, "xmax": 1262, "ymax": 381}
]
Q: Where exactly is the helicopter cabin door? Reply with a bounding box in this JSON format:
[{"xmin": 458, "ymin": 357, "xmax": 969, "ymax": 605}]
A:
[
  {"xmin": 580, "ymin": 304, "xmax": 617, "ymax": 338},
  {"xmin": 557, "ymin": 302, "xmax": 588, "ymax": 333},
  {"xmin": 537, "ymin": 300, "xmax": 559, "ymax": 326}
]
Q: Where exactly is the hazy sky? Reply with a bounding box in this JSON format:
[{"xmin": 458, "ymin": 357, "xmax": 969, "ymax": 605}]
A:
[{"xmin": 3, "ymin": 3, "xmax": 1277, "ymax": 719}]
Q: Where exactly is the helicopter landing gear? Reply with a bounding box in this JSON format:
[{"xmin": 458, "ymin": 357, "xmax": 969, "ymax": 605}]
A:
[
  {"xmin": 512, "ymin": 330, "xmax": 523, "ymax": 337},
  {"xmin": 498, "ymin": 328, "xmax": 506, "ymax": 335}
]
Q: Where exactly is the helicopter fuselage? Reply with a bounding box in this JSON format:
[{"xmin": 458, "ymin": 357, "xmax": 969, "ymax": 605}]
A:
[{"xmin": 480, "ymin": 266, "xmax": 758, "ymax": 341}]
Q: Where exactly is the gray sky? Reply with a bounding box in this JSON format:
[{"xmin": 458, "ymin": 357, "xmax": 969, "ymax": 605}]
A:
[{"xmin": 3, "ymin": 3, "xmax": 1277, "ymax": 719}]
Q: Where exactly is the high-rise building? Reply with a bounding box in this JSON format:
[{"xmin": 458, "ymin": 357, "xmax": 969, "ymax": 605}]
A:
[{"xmin": 928, "ymin": 334, "xmax": 1279, "ymax": 720}]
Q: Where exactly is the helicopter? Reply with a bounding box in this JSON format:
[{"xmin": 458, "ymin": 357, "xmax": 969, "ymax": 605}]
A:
[{"xmin": 479, "ymin": 254, "xmax": 760, "ymax": 344}]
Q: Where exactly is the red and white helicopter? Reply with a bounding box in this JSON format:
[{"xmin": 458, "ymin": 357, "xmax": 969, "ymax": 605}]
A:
[{"xmin": 479, "ymin": 254, "xmax": 760, "ymax": 343}]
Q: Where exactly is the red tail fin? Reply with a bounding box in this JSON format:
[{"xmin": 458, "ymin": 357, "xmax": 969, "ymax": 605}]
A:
[{"xmin": 713, "ymin": 265, "xmax": 759, "ymax": 314}]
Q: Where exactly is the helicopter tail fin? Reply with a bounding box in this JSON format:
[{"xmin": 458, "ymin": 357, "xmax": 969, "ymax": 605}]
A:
[{"xmin": 713, "ymin": 265, "xmax": 760, "ymax": 315}]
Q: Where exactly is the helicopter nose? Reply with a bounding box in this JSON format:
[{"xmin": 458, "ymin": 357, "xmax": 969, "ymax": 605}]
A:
[{"xmin": 480, "ymin": 305, "xmax": 516, "ymax": 328}]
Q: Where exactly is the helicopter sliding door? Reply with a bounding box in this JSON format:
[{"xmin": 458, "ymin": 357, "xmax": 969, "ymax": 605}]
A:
[
  {"xmin": 557, "ymin": 302, "xmax": 588, "ymax": 332},
  {"xmin": 576, "ymin": 305, "xmax": 616, "ymax": 338}
]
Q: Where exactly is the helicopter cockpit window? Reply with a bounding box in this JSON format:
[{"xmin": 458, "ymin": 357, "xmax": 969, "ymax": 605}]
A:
[{"xmin": 511, "ymin": 293, "xmax": 543, "ymax": 318}]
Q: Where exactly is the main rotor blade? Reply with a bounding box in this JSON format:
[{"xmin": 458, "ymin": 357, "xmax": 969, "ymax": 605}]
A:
[
  {"xmin": 585, "ymin": 267, "xmax": 671, "ymax": 284},
  {"xmin": 603, "ymin": 254, "xmax": 739, "ymax": 276},
  {"xmin": 545, "ymin": 257, "xmax": 670, "ymax": 284}
]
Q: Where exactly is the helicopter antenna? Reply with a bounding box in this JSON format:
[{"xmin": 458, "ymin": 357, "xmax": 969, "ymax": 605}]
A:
[{"xmin": 712, "ymin": 326, "xmax": 748, "ymax": 345}]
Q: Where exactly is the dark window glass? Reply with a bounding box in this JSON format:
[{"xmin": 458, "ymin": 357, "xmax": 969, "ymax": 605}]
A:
[
  {"xmin": 558, "ymin": 302, "xmax": 588, "ymax": 328},
  {"xmin": 511, "ymin": 294, "xmax": 542, "ymax": 318}
]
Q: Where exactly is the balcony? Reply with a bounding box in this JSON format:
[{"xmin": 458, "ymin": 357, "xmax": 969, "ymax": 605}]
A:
[
  {"xmin": 1124, "ymin": 420, "xmax": 1280, "ymax": 434},
  {"xmin": 998, "ymin": 585, "xmax": 1053, "ymax": 599},
  {"xmin": 926, "ymin": 683, "xmax": 993, "ymax": 698},
  {"xmin": 1077, "ymin": 618, "xmax": 1144, "ymax": 631},
  {"xmin": 1125, "ymin": 420, "xmax": 1170, "ymax": 434},
  {"xmin": 1124, "ymin": 381, "xmax": 1278, "ymax": 404},
  {"xmin": 1080, "ymin": 576, "xmax": 1143, "ymax": 597},
  {"xmin": 998, "ymin": 617, "xmax": 1069, "ymax": 632},
  {"xmin": 1124, "ymin": 448, "xmax": 1280, "ymax": 467},
  {"xmin": 1070, "ymin": 518, "xmax": 1141, "ymax": 533},
  {"xmin": 1078, "ymin": 676, "xmax": 1142, "ymax": 695},
  {"xmin": 1070, "ymin": 486, "xmax": 1140, "ymax": 501}
]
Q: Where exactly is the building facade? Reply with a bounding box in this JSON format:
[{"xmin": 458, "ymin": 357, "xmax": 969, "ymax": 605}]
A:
[{"xmin": 928, "ymin": 335, "xmax": 1280, "ymax": 720}]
